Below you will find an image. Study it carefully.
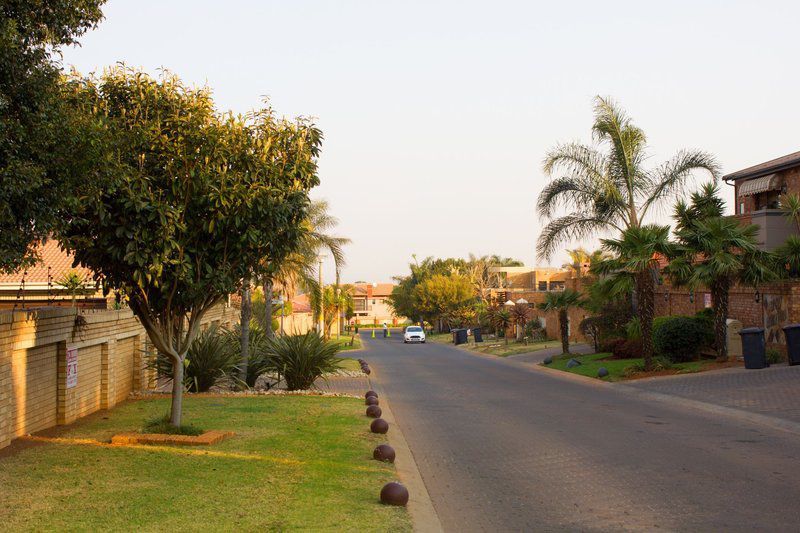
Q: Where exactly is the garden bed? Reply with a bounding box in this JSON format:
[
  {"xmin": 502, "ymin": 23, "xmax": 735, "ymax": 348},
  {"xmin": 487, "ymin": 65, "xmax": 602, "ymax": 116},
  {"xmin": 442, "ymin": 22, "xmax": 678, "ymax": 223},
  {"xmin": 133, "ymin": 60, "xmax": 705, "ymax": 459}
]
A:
[
  {"xmin": 0, "ymin": 396, "xmax": 410, "ymax": 531},
  {"xmin": 545, "ymin": 353, "xmax": 740, "ymax": 381}
]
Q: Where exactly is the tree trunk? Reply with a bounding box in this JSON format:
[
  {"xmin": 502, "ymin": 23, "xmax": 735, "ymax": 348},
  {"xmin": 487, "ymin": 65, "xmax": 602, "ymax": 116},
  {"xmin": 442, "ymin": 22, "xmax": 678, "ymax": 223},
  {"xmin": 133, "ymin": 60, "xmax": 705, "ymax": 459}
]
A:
[
  {"xmin": 637, "ymin": 271, "xmax": 655, "ymax": 370},
  {"xmin": 560, "ymin": 309, "xmax": 569, "ymax": 354},
  {"xmin": 170, "ymin": 357, "xmax": 184, "ymax": 426},
  {"xmin": 263, "ymin": 278, "xmax": 274, "ymax": 338},
  {"xmin": 712, "ymin": 280, "xmax": 730, "ymax": 362},
  {"xmin": 240, "ymin": 280, "xmax": 251, "ymax": 382}
]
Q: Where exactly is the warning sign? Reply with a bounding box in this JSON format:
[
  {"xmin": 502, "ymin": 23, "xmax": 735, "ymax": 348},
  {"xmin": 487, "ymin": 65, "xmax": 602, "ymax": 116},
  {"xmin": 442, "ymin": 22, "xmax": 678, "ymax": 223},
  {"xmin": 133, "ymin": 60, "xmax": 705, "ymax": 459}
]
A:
[{"xmin": 66, "ymin": 348, "xmax": 78, "ymax": 389}]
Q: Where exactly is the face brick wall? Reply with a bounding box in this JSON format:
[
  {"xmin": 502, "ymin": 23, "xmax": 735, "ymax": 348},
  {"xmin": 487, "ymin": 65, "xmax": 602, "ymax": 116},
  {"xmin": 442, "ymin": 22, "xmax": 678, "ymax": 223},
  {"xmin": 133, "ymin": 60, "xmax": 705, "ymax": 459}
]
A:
[{"xmin": 0, "ymin": 303, "xmax": 234, "ymax": 450}]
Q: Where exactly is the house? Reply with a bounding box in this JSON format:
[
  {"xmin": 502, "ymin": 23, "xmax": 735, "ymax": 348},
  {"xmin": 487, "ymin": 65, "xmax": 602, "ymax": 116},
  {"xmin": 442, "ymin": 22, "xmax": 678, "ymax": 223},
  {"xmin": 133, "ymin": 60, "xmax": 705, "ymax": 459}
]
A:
[
  {"xmin": 725, "ymin": 150, "xmax": 800, "ymax": 250},
  {"xmin": 0, "ymin": 240, "xmax": 106, "ymax": 309},
  {"xmin": 351, "ymin": 283, "xmax": 404, "ymax": 325}
]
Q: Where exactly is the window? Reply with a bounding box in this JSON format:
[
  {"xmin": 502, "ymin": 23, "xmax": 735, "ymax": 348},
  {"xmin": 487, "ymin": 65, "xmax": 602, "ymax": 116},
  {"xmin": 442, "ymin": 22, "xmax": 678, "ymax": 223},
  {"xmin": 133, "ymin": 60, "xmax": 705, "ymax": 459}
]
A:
[
  {"xmin": 538, "ymin": 281, "xmax": 547, "ymax": 291},
  {"xmin": 372, "ymin": 299, "xmax": 376, "ymax": 305},
  {"xmin": 549, "ymin": 281, "xmax": 565, "ymax": 291},
  {"xmin": 739, "ymin": 201, "xmax": 745, "ymax": 214}
]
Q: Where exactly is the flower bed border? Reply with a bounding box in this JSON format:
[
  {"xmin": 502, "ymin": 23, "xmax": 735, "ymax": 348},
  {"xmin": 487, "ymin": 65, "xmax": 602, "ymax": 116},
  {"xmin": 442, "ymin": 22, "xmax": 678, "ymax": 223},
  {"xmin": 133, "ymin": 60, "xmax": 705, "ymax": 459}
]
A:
[{"xmin": 111, "ymin": 430, "xmax": 234, "ymax": 446}]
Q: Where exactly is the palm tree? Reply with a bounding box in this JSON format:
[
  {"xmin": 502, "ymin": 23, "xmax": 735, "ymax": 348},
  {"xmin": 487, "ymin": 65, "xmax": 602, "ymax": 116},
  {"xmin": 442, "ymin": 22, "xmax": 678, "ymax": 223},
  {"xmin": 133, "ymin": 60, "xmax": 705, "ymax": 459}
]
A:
[
  {"xmin": 537, "ymin": 289, "xmax": 586, "ymax": 355},
  {"xmin": 562, "ymin": 248, "xmax": 591, "ymax": 280},
  {"xmin": 591, "ymin": 225, "xmax": 674, "ymax": 369},
  {"xmin": 775, "ymin": 193, "xmax": 800, "ymax": 276},
  {"xmin": 490, "ymin": 308, "xmax": 512, "ymax": 344},
  {"xmin": 669, "ymin": 184, "xmax": 776, "ymax": 361},
  {"xmin": 536, "ymin": 96, "xmax": 719, "ymax": 260},
  {"xmin": 56, "ymin": 269, "xmax": 87, "ymax": 307},
  {"xmin": 260, "ymin": 200, "xmax": 350, "ymax": 338},
  {"xmin": 509, "ymin": 303, "xmax": 529, "ymax": 341}
]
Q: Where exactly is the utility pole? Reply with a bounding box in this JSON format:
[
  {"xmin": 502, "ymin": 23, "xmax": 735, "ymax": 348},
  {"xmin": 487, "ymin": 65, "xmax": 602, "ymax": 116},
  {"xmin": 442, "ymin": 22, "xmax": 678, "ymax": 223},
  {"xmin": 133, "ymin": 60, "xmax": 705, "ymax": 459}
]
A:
[{"xmin": 317, "ymin": 255, "xmax": 325, "ymax": 335}]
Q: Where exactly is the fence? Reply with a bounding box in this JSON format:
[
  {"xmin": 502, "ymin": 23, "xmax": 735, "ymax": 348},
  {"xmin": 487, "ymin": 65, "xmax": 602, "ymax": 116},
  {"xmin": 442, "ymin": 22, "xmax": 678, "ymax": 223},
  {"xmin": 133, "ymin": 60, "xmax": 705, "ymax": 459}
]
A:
[{"xmin": 0, "ymin": 304, "xmax": 234, "ymax": 450}]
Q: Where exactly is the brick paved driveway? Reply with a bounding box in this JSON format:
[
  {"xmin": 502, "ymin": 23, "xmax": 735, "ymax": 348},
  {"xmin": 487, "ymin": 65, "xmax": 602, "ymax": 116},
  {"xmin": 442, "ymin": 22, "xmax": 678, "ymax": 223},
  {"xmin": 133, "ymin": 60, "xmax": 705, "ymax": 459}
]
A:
[
  {"xmin": 361, "ymin": 333, "xmax": 800, "ymax": 531},
  {"xmin": 625, "ymin": 364, "xmax": 800, "ymax": 424}
]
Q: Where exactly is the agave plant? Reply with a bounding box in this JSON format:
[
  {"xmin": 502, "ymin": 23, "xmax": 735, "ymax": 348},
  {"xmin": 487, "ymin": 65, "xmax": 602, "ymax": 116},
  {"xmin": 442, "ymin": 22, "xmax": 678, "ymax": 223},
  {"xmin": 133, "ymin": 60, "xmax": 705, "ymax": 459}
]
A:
[
  {"xmin": 264, "ymin": 332, "xmax": 342, "ymax": 390},
  {"xmin": 150, "ymin": 325, "xmax": 240, "ymax": 392}
]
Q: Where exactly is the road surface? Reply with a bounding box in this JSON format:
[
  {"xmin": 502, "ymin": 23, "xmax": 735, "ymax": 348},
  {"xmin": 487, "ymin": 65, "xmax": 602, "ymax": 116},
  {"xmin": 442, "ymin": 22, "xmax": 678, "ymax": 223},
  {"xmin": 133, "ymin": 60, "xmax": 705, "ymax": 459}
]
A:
[{"xmin": 363, "ymin": 332, "xmax": 800, "ymax": 531}]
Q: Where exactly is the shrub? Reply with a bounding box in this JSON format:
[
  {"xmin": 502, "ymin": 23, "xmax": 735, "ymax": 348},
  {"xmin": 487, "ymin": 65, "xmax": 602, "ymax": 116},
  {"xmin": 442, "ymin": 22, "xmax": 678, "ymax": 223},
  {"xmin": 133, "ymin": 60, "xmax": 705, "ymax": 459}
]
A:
[
  {"xmin": 525, "ymin": 318, "xmax": 545, "ymax": 341},
  {"xmin": 766, "ymin": 348, "xmax": 784, "ymax": 365},
  {"xmin": 623, "ymin": 356, "xmax": 673, "ymax": 377},
  {"xmin": 599, "ymin": 337, "xmax": 625, "ymax": 353},
  {"xmin": 264, "ymin": 332, "xmax": 342, "ymax": 390},
  {"xmin": 612, "ymin": 339, "xmax": 643, "ymax": 360},
  {"xmin": 579, "ymin": 316, "xmax": 602, "ymax": 351},
  {"xmin": 149, "ymin": 325, "xmax": 240, "ymax": 392},
  {"xmin": 624, "ymin": 317, "xmax": 642, "ymax": 341},
  {"xmin": 223, "ymin": 322, "xmax": 273, "ymax": 388},
  {"xmin": 653, "ymin": 316, "xmax": 707, "ymax": 363}
]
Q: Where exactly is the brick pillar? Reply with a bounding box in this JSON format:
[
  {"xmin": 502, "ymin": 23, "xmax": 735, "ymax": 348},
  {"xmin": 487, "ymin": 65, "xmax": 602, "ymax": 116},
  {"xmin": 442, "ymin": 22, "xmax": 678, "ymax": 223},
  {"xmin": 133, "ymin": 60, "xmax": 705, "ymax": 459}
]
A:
[
  {"xmin": 57, "ymin": 341, "xmax": 77, "ymax": 425},
  {"xmin": 0, "ymin": 349, "xmax": 10, "ymax": 449},
  {"xmin": 100, "ymin": 339, "xmax": 117, "ymax": 409}
]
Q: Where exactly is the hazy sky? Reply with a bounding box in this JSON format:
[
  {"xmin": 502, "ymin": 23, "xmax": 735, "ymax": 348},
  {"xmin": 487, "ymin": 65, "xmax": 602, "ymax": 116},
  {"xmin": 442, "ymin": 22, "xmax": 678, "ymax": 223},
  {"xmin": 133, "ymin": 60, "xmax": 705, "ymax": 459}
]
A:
[{"xmin": 62, "ymin": 0, "xmax": 800, "ymax": 283}]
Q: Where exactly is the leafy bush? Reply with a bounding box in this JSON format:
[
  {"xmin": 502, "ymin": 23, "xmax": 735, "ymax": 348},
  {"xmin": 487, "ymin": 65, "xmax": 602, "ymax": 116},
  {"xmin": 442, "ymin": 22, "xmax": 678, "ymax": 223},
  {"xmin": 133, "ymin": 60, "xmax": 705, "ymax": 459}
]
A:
[
  {"xmin": 653, "ymin": 316, "xmax": 707, "ymax": 363},
  {"xmin": 579, "ymin": 316, "xmax": 602, "ymax": 351},
  {"xmin": 599, "ymin": 337, "xmax": 625, "ymax": 353},
  {"xmin": 150, "ymin": 325, "xmax": 240, "ymax": 392},
  {"xmin": 625, "ymin": 317, "xmax": 642, "ymax": 341},
  {"xmin": 264, "ymin": 332, "xmax": 342, "ymax": 390},
  {"xmin": 525, "ymin": 318, "xmax": 545, "ymax": 341},
  {"xmin": 766, "ymin": 348, "xmax": 784, "ymax": 365},
  {"xmin": 612, "ymin": 339, "xmax": 642, "ymax": 359}
]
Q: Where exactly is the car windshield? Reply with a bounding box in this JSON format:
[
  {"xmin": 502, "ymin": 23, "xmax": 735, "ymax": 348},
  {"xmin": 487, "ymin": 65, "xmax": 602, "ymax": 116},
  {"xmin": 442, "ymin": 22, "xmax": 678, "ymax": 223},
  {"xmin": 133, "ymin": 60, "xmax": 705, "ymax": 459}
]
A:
[{"xmin": 407, "ymin": 326, "xmax": 422, "ymax": 332}]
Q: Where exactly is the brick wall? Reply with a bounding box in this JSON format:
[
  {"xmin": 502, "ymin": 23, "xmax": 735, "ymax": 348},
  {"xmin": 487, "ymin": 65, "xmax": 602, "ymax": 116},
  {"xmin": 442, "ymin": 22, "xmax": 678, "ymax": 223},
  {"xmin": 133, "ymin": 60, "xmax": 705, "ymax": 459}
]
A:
[{"xmin": 0, "ymin": 303, "xmax": 234, "ymax": 450}]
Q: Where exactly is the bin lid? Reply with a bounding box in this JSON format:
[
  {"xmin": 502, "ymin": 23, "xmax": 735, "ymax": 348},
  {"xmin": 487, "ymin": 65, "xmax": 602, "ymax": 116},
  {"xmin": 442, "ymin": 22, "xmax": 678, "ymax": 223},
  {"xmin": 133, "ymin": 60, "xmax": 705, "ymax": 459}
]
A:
[
  {"xmin": 783, "ymin": 323, "xmax": 800, "ymax": 331},
  {"xmin": 739, "ymin": 327, "xmax": 764, "ymax": 334}
]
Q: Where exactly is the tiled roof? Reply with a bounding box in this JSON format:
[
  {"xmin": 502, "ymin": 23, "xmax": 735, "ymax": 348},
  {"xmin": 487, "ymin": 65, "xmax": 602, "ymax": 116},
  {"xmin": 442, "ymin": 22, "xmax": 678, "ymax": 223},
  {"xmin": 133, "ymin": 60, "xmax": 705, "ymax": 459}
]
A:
[
  {"xmin": 291, "ymin": 293, "xmax": 312, "ymax": 313},
  {"xmin": 0, "ymin": 240, "xmax": 93, "ymax": 285},
  {"xmin": 352, "ymin": 283, "xmax": 394, "ymax": 297},
  {"xmin": 723, "ymin": 150, "xmax": 800, "ymax": 181}
]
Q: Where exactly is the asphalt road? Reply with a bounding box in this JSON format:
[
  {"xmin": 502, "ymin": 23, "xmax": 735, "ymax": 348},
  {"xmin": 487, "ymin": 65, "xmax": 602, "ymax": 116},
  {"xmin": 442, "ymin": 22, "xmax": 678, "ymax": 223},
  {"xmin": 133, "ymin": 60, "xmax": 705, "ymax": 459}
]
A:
[{"xmin": 362, "ymin": 332, "xmax": 800, "ymax": 532}]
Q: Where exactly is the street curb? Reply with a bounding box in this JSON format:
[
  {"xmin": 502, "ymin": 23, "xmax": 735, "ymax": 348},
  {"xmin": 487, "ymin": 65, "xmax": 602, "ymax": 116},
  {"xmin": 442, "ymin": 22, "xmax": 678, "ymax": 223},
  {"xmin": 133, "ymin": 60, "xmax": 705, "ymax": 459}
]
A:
[
  {"xmin": 456, "ymin": 342, "xmax": 800, "ymax": 437},
  {"xmin": 359, "ymin": 336, "xmax": 443, "ymax": 533}
]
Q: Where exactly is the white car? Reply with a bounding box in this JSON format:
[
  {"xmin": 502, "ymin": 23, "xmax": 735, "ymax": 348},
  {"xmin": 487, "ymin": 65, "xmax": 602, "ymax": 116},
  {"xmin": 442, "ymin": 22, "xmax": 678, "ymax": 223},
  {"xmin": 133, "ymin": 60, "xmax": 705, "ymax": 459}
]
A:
[{"xmin": 403, "ymin": 325, "xmax": 426, "ymax": 343}]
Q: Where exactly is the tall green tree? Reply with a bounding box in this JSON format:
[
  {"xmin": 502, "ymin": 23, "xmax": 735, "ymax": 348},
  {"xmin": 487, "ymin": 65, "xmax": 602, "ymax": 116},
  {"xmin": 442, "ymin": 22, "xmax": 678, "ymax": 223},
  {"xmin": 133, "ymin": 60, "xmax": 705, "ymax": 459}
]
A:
[
  {"xmin": 536, "ymin": 96, "xmax": 719, "ymax": 260},
  {"xmin": 61, "ymin": 67, "xmax": 321, "ymax": 426},
  {"xmin": 413, "ymin": 274, "xmax": 474, "ymax": 332},
  {"xmin": 0, "ymin": 0, "xmax": 106, "ymax": 272},
  {"xmin": 668, "ymin": 183, "xmax": 776, "ymax": 361},
  {"xmin": 591, "ymin": 225, "xmax": 674, "ymax": 369},
  {"xmin": 537, "ymin": 289, "xmax": 586, "ymax": 354}
]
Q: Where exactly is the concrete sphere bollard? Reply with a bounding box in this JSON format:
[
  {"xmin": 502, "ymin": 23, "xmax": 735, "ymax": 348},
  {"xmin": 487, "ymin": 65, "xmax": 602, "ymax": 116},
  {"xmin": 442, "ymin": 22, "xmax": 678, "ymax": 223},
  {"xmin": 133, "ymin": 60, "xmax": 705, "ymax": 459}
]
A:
[
  {"xmin": 543, "ymin": 355, "xmax": 553, "ymax": 365},
  {"xmin": 365, "ymin": 396, "xmax": 379, "ymax": 406},
  {"xmin": 373, "ymin": 444, "xmax": 396, "ymax": 463},
  {"xmin": 380, "ymin": 482, "xmax": 409, "ymax": 506},
  {"xmin": 370, "ymin": 418, "xmax": 389, "ymax": 434},
  {"xmin": 366, "ymin": 405, "xmax": 382, "ymax": 418},
  {"xmin": 365, "ymin": 390, "xmax": 378, "ymax": 399},
  {"xmin": 363, "ymin": 367, "xmax": 371, "ymax": 375},
  {"xmin": 598, "ymin": 367, "xmax": 609, "ymax": 378}
]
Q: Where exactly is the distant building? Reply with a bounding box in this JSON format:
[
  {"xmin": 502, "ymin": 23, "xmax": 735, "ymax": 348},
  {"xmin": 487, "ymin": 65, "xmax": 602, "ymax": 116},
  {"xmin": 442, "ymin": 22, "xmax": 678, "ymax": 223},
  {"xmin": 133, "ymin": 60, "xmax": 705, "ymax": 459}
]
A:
[
  {"xmin": 350, "ymin": 283, "xmax": 405, "ymax": 325},
  {"xmin": 0, "ymin": 240, "xmax": 106, "ymax": 309}
]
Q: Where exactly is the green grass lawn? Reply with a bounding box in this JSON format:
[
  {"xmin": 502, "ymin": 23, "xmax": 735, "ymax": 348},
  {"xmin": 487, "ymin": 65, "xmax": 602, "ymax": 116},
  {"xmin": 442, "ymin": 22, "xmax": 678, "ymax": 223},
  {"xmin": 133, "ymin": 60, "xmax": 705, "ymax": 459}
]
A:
[
  {"xmin": 333, "ymin": 334, "xmax": 362, "ymax": 352},
  {"xmin": 336, "ymin": 357, "xmax": 363, "ymax": 372},
  {"xmin": 546, "ymin": 352, "xmax": 711, "ymax": 381},
  {"xmin": 0, "ymin": 396, "xmax": 410, "ymax": 532},
  {"xmin": 428, "ymin": 332, "xmax": 559, "ymax": 357}
]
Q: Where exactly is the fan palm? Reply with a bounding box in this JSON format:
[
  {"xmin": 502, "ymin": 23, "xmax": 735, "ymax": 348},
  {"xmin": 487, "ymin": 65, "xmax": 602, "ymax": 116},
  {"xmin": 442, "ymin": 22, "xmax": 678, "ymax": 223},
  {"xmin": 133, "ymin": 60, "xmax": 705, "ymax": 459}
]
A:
[
  {"xmin": 537, "ymin": 96, "xmax": 719, "ymax": 260},
  {"xmin": 590, "ymin": 225, "xmax": 675, "ymax": 369},
  {"xmin": 775, "ymin": 193, "xmax": 800, "ymax": 277},
  {"xmin": 562, "ymin": 248, "xmax": 591, "ymax": 280},
  {"xmin": 669, "ymin": 184, "xmax": 776, "ymax": 361},
  {"xmin": 536, "ymin": 288, "xmax": 586, "ymax": 354}
]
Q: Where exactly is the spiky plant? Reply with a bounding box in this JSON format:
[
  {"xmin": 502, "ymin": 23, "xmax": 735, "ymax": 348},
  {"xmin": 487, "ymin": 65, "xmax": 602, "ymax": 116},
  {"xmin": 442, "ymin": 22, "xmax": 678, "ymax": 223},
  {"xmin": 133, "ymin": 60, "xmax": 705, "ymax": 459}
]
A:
[
  {"xmin": 264, "ymin": 332, "xmax": 342, "ymax": 390},
  {"xmin": 537, "ymin": 96, "xmax": 719, "ymax": 260}
]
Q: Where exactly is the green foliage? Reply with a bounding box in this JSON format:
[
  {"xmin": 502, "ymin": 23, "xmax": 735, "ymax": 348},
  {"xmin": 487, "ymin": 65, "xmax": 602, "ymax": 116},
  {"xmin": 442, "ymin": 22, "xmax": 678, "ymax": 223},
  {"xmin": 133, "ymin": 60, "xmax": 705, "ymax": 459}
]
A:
[
  {"xmin": 223, "ymin": 322, "xmax": 272, "ymax": 388},
  {"xmin": 537, "ymin": 96, "xmax": 719, "ymax": 260},
  {"xmin": 150, "ymin": 325, "xmax": 240, "ymax": 392},
  {"xmin": 653, "ymin": 316, "xmax": 708, "ymax": 363},
  {"xmin": 536, "ymin": 289, "xmax": 586, "ymax": 314},
  {"xmin": 413, "ymin": 274, "xmax": 475, "ymax": 324},
  {"xmin": 59, "ymin": 66, "xmax": 321, "ymax": 424},
  {"xmin": 612, "ymin": 339, "xmax": 643, "ymax": 359},
  {"xmin": 142, "ymin": 414, "xmax": 203, "ymax": 436},
  {"xmin": 623, "ymin": 356, "xmax": 674, "ymax": 377},
  {"xmin": 624, "ymin": 317, "xmax": 642, "ymax": 341},
  {"xmin": 264, "ymin": 332, "xmax": 342, "ymax": 390},
  {"xmin": 0, "ymin": 0, "xmax": 107, "ymax": 272},
  {"xmin": 766, "ymin": 348, "xmax": 783, "ymax": 365}
]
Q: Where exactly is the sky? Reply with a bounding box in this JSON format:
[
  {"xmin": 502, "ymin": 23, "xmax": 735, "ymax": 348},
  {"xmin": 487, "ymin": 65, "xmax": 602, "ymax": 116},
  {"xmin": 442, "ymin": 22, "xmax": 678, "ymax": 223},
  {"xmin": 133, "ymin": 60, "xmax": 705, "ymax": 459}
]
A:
[{"xmin": 61, "ymin": 0, "xmax": 800, "ymax": 284}]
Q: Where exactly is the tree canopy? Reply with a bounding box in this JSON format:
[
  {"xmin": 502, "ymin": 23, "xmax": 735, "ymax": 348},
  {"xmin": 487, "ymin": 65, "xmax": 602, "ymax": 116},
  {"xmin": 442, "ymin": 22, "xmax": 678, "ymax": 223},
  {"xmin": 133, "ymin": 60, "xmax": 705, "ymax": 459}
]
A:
[
  {"xmin": 60, "ymin": 66, "xmax": 322, "ymax": 425},
  {"xmin": 0, "ymin": 0, "xmax": 107, "ymax": 272}
]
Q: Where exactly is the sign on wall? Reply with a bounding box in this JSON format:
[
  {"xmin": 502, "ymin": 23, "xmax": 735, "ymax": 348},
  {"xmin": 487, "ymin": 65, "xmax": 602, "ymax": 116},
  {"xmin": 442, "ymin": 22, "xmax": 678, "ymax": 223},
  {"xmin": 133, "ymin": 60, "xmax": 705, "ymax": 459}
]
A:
[{"xmin": 66, "ymin": 348, "xmax": 78, "ymax": 388}]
